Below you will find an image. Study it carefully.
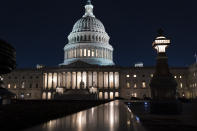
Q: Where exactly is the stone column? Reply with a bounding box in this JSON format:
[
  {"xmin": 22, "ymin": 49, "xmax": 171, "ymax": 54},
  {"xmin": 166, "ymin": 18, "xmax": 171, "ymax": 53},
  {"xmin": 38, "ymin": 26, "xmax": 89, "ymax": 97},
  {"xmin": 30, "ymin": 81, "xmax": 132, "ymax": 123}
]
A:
[
  {"xmin": 87, "ymin": 71, "xmax": 89, "ymax": 88},
  {"xmin": 113, "ymin": 72, "xmax": 115, "ymax": 89},
  {"xmin": 108, "ymin": 72, "xmax": 110, "ymax": 89},
  {"xmin": 57, "ymin": 72, "xmax": 59, "ymax": 87},
  {"xmin": 47, "ymin": 73, "xmax": 48, "ymax": 90},
  {"xmin": 71, "ymin": 72, "xmax": 73, "ymax": 89},
  {"xmin": 92, "ymin": 71, "xmax": 93, "ymax": 86},
  {"xmin": 52, "ymin": 73, "xmax": 54, "ymax": 89}
]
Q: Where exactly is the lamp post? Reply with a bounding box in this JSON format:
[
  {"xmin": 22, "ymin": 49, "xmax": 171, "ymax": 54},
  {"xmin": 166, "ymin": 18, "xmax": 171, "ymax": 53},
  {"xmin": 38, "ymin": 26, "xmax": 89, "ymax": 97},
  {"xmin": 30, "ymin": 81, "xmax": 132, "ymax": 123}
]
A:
[{"xmin": 150, "ymin": 29, "xmax": 181, "ymax": 114}]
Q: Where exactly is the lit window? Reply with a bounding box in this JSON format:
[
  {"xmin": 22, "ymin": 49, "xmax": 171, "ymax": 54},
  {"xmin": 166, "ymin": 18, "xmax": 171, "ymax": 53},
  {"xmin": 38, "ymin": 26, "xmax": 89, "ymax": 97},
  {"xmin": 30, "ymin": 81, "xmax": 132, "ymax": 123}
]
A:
[
  {"xmin": 8, "ymin": 84, "xmax": 10, "ymax": 89},
  {"xmin": 88, "ymin": 50, "xmax": 91, "ymax": 57},
  {"xmin": 26, "ymin": 93, "xmax": 31, "ymax": 97},
  {"xmin": 133, "ymin": 74, "xmax": 137, "ymax": 78},
  {"xmin": 80, "ymin": 49, "xmax": 83, "ymax": 57},
  {"xmin": 126, "ymin": 75, "xmax": 130, "ymax": 78},
  {"xmin": 180, "ymin": 76, "xmax": 182, "ymax": 79},
  {"xmin": 74, "ymin": 49, "xmax": 77, "ymax": 57},
  {"xmin": 14, "ymin": 84, "xmax": 17, "ymax": 89},
  {"xmin": 21, "ymin": 82, "xmax": 25, "ymax": 88},
  {"xmin": 142, "ymin": 82, "xmax": 146, "ymax": 88},
  {"xmin": 115, "ymin": 92, "xmax": 119, "ymax": 97},
  {"xmin": 84, "ymin": 49, "xmax": 87, "ymax": 56},
  {"xmin": 48, "ymin": 92, "xmax": 52, "ymax": 100},
  {"xmin": 96, "ymin": 49, "xmax": 98, "ymax": 57},
  {"xmin": 110, "ymin": 92, "xmax": 114, "ymax": 100},
  {"xmin": 92, "ymin": 49, "xmax": 95, "ymax": 57},
  {"xmin": 104, "ymin": 92, "xmax": 108, "ymax": 99},
  {"xmin": 174, "ymin": 76, "xmax": 177, "ymax": 78},
  {"xmin": 131, "ymin": 93, "xmax": 137, "ymax": 97},
  {"xmin": 180, "ymin": 83, "xmax": 183, "ymax": 88},
  {"xmin": 134, "ymin": 83, "xmax": 137, "ymax": 88},
  {"xmin": 127, "ymin": 82, "xmax": 130, "ymax": 88},
  {"xmin": 99, "ymin": 92, "xmax": 103, "ymax": 99},
  {"xmin": 0, "ymin": 76, "xmax": 3, "ymax": 81},
  {"xmin": 150, "ymin": 74, "xmax": 154, "ymax": 77}
]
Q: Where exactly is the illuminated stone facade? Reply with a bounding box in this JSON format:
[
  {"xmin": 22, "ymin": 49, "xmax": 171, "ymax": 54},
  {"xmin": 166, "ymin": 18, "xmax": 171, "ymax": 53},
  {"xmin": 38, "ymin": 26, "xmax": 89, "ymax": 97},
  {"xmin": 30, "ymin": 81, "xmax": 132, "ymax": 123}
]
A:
[
  {"xmin": 1, "ymin": 1, "xmax": 196, "ymax": 100},
  {"xmin": 2, "ymin": 64, "xmax": 192, "ymax": 100}
]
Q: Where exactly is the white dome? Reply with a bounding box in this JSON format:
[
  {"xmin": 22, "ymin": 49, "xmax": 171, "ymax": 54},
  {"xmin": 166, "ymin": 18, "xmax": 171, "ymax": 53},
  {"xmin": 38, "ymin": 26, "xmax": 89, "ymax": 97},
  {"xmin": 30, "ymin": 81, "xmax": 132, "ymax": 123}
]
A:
[
  {"xmin": 60, "ymin": 1, "xmax": 114, "ymax": 66},
  {"xmin": 72, "ymin": 16, "xmax": 105, "ymax": 33}
]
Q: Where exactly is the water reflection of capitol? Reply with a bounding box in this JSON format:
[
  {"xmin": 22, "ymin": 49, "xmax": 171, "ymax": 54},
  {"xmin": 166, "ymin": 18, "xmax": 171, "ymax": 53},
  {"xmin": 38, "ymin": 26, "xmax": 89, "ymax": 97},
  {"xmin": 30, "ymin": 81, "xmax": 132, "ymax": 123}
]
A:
[
  {"xmin": 26, "ymin": 101, "xmax": 143, "ymax": 131},
  {"xmin": 2, "ymin": 0, "xmax": 196, "ymax": 100}
]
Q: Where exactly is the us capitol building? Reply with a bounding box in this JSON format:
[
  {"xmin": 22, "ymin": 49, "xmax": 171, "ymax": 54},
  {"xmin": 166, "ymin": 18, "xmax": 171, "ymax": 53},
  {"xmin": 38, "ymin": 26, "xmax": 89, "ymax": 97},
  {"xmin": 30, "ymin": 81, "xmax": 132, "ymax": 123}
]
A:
[{"xmin": 2, "ymin": 1, "xmax": 197, "ymax": 100}]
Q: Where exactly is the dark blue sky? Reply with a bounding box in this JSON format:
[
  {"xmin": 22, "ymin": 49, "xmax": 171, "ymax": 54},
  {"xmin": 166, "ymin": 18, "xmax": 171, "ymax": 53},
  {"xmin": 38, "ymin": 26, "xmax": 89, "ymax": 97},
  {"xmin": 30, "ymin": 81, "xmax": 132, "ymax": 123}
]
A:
[{"xmin": 0, "ymin": 0, "xmax": 196, "ymax": 68}]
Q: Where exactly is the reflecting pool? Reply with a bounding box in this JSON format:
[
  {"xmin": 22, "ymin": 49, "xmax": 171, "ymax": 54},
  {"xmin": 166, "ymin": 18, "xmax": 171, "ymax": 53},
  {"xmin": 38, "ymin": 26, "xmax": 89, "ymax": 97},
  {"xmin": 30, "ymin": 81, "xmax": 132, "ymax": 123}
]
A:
[{"xmin": 24, "ymin": 101, "xmax": 145, "ymax": 131}]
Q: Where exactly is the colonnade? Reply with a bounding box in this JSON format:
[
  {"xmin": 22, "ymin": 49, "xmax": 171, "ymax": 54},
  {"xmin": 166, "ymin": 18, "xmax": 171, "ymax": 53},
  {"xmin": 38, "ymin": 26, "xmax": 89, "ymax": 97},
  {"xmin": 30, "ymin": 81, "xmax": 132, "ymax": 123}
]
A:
[
  {"xmin": 42, "ymin": 71, "xmax": 119, "ymax": 100},
  {"xmin": 65, "ymin": 48, "xmax": 113, "ymax": 60},
  {"xmin": 43, "ymin": 71, "xmax": 119, "ymax": 89}
]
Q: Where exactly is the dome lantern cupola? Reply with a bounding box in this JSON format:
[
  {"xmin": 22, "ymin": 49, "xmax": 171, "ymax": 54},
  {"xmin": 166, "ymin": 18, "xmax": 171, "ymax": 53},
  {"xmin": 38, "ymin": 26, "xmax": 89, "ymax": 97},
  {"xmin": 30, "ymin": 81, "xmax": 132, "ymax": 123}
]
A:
[{"xmin": 83, "ymin": 0, "xmax": 95, "ymax": 18}]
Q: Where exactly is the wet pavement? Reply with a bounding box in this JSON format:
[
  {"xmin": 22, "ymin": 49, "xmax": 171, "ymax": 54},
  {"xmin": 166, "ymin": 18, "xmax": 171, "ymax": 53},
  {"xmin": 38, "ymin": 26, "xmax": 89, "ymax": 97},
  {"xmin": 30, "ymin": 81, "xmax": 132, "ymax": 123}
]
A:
[{"xmin": 24, "ymin": 100, "xmax": 145, "ymax": 131}]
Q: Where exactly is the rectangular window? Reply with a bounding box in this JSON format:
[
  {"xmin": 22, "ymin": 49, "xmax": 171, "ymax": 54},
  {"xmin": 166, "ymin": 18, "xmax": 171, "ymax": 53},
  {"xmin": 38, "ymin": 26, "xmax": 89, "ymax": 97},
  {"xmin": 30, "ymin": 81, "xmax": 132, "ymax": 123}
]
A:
[
  {"xmin": 80, "ymin": 49, "xmax": 83, "ymax": 57},
  {"xmin": 126, "ymin": 75, "xmax": 130, "ymax": 78},
  {"xmin": 74, "ymin": 49, "xmax": 77, "ymax": 57},
  {"xmin": 92, "ymin": 49, "xmax": 95, "ymax": 57},
  {"xmin": 8, "ymin": 84, "xmax": 10, "ymax": 89},
  {"xmin": 142, "ymin": 82, "xmax": 146, "ymax": 88},
  {"xmin": 180, "ymin": 83, "xmax": 183, "ymax": 88},
  {"xmin": 84, "ymin": 49, "xmax": 87, "ymax": 56},
  {"xmin": 115, "ymin": 92, "xmax": 119, "ymax": 97},
  {"xmin": 88, "ymin": 50, "xmax": 91, "ymax": 57},
  {"xmin": 127, "ymin": 82, "xmax": 130, "ymax": 88},
  {"xmin": 134, "ymin": 83, "xmax": 137, "ymax": 88},
  {"xmin": 133, "ymin": 74, "xmax": 137, "ymax": 78},
  {"xmin": 96, "ymin": 49, "xmax": 98, "ymax": 57}
]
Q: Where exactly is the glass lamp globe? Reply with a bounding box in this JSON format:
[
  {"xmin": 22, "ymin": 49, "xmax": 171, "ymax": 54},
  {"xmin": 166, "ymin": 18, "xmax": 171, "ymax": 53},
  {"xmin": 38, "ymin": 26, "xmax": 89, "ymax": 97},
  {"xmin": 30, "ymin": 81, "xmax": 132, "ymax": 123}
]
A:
[{"xmin": 152, "ymin": 29, "xmax": 171, "ymax": 53}]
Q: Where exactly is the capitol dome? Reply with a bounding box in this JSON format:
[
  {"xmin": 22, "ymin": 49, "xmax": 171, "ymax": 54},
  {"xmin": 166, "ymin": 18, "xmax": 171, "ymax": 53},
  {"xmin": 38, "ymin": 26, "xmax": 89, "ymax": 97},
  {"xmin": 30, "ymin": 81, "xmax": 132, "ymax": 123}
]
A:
[{"xmin": 61, "ymin": 0, "xmax": 114, "ymax": 66}]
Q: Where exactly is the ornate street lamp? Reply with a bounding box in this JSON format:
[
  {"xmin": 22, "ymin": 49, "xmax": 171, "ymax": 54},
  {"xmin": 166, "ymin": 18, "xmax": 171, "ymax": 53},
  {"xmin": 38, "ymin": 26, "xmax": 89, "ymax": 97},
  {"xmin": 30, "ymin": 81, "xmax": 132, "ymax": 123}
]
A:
[{"xmin": 150, "ymin": 29, "xmax": 181, "ymax": 114}]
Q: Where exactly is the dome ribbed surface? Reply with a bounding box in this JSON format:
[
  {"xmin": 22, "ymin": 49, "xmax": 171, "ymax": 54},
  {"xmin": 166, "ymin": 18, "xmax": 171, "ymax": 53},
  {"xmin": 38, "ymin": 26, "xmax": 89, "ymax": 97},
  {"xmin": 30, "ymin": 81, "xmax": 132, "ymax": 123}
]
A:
[{"xmin": 72, "ymin": 16, "xmax": 105, "ymax": 33}]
